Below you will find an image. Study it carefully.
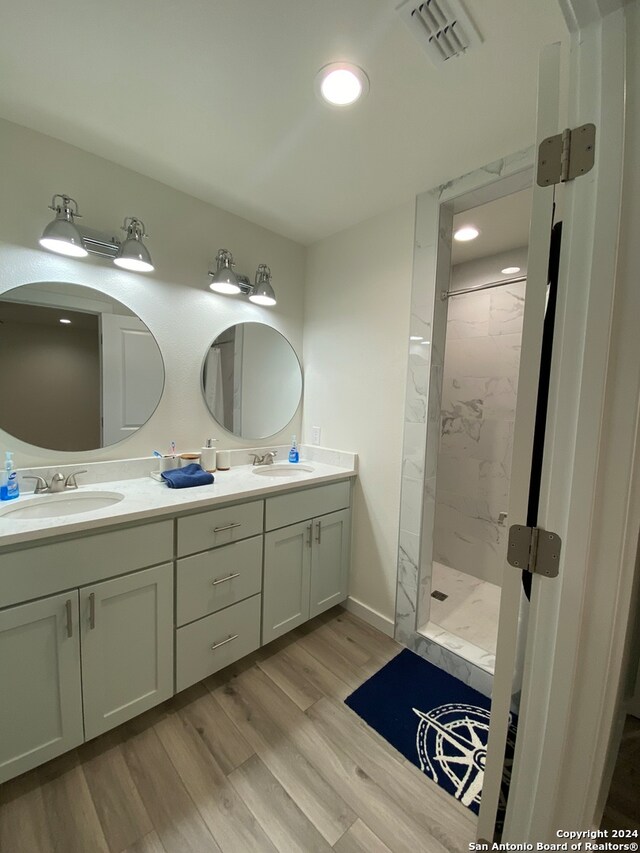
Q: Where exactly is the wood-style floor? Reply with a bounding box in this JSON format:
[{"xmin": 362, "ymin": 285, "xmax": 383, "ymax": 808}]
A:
[
  {"xmin": 0, "ymin": 607, "xmax": 477, "ymax": 853},
  {"xmin": 601, "ymin": 714, "xmax": 640, "ymax": 831}
]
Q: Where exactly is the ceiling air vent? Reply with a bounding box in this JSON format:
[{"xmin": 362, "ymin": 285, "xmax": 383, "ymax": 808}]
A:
[{"xmin": 396, "ymin": 0, "xmax": 482, "ymax": 66}]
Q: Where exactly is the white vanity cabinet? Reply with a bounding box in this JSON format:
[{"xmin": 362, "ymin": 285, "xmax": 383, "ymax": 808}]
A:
[
  {"xmin": 175, "ymin": 500, "xmax": 264, "ymax": 691},
  {"xmin": 0, "ymin": 592, "xmax": 84, "ymax": 783},
  {"xmin": 0, "ymin": 519, "xmax": 174, "ymax": 783},
  {"xmin": 0, "ymin": 472, "xmax": 354, "ymax": 784},
  {"xmin": 262, "ymin": 481, "xmax": 351, "ymax": 643},
  {"xmin": 80, "ymin": 563, "xmax": 174, "ymax": 740}
]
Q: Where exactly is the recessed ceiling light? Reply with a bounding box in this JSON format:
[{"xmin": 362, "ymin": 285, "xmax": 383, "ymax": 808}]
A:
[
  {"xmin": 59, "ymin": 318, "xmax": 71, "ymax": 324},
  {"xmin": 501, "ymin": 266, "xmax": 521, "ymax": 275},
  {"xmin": 316, "ymin": 62, "xmax": 369, "ymax": 107},
  {"xmin": 409, "ymin": 335, "xmax": 423, "ymax": 341},
  {"xmin": 454, "ymin": 226, "xmax": 479, "ymax": 242}
]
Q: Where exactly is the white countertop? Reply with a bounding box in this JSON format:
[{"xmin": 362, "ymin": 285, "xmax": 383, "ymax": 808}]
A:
[{"xmin": 0, "ymin": 460, "xmax": 356, "ymax": 550}]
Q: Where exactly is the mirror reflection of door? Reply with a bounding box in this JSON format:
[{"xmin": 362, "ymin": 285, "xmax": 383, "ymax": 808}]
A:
[
  {"xmin": 0, "ymin": 283, "xmax": 165, "ymax": 451},
  {"xmin": 101, "ymin": 314, "xmax": 165, "ymax": 446}
]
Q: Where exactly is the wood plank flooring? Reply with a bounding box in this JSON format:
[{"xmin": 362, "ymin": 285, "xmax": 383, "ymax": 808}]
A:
[
  {"xmin": 0, "ymin": 607, "xmax": 477, "ymax": 853},
  {"xmin": 601, "ymin": 714, "xmax": 640, "ymax": 831}
]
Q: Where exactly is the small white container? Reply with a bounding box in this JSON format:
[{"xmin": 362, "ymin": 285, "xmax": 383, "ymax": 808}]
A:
[
  {"xmin": 217, "ymin": 449, "xmax": 231, "ymax": 471},
  {"xmin": 200, "ymin": 438, "xmax": 218, "ymax": 472},
  {"xmin": 157, "ymin": 455, "xmax": 180, "ymax": 473},
  {"xmin": 179, "ymin": 453, "xmax": 201, "ymax": 466}
]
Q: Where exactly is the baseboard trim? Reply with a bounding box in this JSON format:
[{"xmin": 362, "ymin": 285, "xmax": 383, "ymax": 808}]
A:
[{"xmin": 344, "ymin": 596, "xmax": 395, "ymax": 637}]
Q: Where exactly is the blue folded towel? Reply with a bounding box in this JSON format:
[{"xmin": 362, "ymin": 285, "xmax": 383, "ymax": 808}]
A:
[{"xmin": 161, "ymin": 463, "xmax": 214, "ymax": 489}]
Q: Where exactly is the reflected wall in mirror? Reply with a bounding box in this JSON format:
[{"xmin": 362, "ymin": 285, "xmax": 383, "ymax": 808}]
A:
[
  {"xmin": 202, "ymin": 322, "xmax": 302, "ymax": 439},
  {"xmin": 0, "ymin": 283, "xmax": 165, "ymax": 451}
]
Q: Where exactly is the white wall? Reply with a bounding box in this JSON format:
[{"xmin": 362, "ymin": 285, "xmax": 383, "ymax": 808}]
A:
[
  {"xmin": 0, "ymin": 117, "xmax": 306, "ymax": 467},
  {"xmin": 303, "ymin": 202, "xmax": 415, "ymax": 623}
]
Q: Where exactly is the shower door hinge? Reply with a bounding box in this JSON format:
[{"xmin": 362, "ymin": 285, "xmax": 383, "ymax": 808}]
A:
[
  {"xmin": 537, "ymin": 124, "xmax": 596, "ymax": 187},
  {"xmin": 507, "ymin": 525, "xmax": 561, "ymax": 578}
]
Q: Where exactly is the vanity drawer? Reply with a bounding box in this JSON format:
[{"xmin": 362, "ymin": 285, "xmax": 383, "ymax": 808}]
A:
[
  {"xmin": 176, "ymin": 500, "xmax": 264, "ymax": 557},
  {"xmin": 175, "ymin": 594, "xmax": 261, "ymax": 691},
  {"xmin": 265, "ymin": 481, "xmax": 351, "ymax": 531},
  {"xmin": 0, "ymin": 521, "xmax": 174, "ymax": 609},
  {"xmin": 176, "ymin": 535, "xmax": 263, "ymax": 626}
]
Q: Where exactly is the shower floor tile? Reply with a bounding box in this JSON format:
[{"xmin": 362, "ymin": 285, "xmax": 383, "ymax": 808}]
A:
[{"xmin": 426, "ymin": 561, "xmax": 501, "ymax": 655}]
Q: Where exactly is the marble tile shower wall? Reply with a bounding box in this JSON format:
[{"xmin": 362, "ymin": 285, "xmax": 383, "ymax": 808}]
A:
[
  {"xmin": 394, "ymin": 145, "xmax": 534, "ymax": 698},
  {"xmin": 433, "ymin": 281, "xmax": 525, "ymax": 586}
]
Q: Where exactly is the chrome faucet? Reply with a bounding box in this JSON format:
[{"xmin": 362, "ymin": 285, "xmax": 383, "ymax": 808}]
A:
[
  {"xmin": 24, "ymin": 470, "xmax": 87, "ymax": 494},
  {"xmin": 250, "ymin": 451, "xmax": 278, "ymax": 466}
]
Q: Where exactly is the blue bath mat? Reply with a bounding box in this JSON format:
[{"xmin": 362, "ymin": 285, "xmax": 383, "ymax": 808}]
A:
[{"xmin": 345, "ymin": 648, "xmax": 517, "ymax": 818}]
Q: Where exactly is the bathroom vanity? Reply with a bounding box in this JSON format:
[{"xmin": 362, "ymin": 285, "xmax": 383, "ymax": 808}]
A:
[{"xmin": 0, "ymin": 457, "xmax": 356, "ymax": 784}]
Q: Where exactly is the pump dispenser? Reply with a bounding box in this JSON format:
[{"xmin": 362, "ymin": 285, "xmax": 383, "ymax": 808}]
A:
[
  {"xmin": 1, "ymin": 452, "xmax": 20, "ymax": 501},
  {"xmin": 288, "ymin": 435, "xmax": 299, "ymax": 464},
  {"xmin": 201, "ymin": 438, "xmax": 218, "ymax": 472}
]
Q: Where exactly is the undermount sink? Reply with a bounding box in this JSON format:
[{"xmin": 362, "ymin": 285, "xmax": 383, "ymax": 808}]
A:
[
  {"xmin": 252, "ymin": 463, "xmax": 315, "ymax": 477},
  {"xmin": 0, "ymin": 491, "xmax": 125, "ymax": 520}
]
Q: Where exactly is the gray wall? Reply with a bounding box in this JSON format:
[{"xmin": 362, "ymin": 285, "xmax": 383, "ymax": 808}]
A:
[{"xmin": 0, "ymin": 319, "xmax": 100, "ymax": 450}]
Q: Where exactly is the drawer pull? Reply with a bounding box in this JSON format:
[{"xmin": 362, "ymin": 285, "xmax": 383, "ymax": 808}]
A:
[
  {"xmin": 65, "ymin": 599, "xmax": 73, "ymax": 638},
  {"xmin": 212, "ymin": 572, "xmax": 241, "ymax": 586},
  {"xmin": 213, "ymin": 522, "xmax": 241, "ymax": 533},
  {"xmin": 211, "ymin": 633, "xmax": 239, "ymax": 651},
  {"xmin": 89, "ymin": 592, "xmax": 96, "ymax": 630}
]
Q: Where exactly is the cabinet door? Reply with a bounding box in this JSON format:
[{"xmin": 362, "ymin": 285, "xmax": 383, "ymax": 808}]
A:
[
  {"xmin": 310, "ymin": 508, "xmax": 351, "ymax": 618},
  {"xmin": 0, "ymin": 592, "xmax": 83, "ymax": 783},
  {"xmin": 80, "ymin": 563, "xmax": 173, "ymax": 740},
  {"xmin": 263, "ymin": 520, "xmax": 311, "ymax": 643}
]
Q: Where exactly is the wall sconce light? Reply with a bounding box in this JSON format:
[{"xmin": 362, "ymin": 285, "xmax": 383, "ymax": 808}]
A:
[
  {"xmin": 39, "ymin": 193, "xmax": 154, "ymax": 273},
  {"xmin": 250, "ymin": 264, "xmax": 276, "ymax": 306},
  {"xmin": 39, "ymin": 195, "xmax": 88, "ymax": 258},
  {"xmin": 208, "ymin": 249, "xmax": 241, "ymax": 294},
  {"xmin": 114, "ymin": 218, "xmax": 154, "ymax": 272},
  {"xmin": 208, "ymin": 249, "xmax": 277, "ymax": 306}
]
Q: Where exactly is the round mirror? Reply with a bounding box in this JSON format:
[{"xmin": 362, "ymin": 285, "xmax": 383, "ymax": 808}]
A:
[
  {"xmin": 202, "ymin": 322, "xmax": 302, "ymax": 439},
  {"xmin": 0, "ymin": 283, "xmax": 165, "ymax": 451}
]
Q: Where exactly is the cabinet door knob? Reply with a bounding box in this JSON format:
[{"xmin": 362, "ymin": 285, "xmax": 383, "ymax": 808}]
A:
[
  {"xmin": 212, "ymin": 572, "xmax": 240, "ymax": 586},
  {"xmin": 89, "ymin": 592, "xmax": 96, "ymax": 630},
  {"xmin": 210, "ymin": 634, "xmax": 238, "ymax": 651},
  {"xmin": 315, "ymin": 520, "xmax": 322, "ymax": 544},
  {"xmin": 65, "ymin": 599, "xmax": 73, "ymax": 638}
]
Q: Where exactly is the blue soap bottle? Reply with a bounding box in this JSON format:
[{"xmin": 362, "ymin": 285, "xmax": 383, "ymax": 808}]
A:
[
  {"xmin": 1, "ymin": 451, "xmax": 20, "ymax": 501},
  {"xmin": 288, "ymin": 435, "xmax": 299, "ymax": 464}
]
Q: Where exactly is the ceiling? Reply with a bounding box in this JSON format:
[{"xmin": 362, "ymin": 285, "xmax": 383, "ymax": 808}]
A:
[
  {"xmin": 0, "ymin": 0, "xmax": 567, "ymax": 245},
  {"xmin": 451, "ymin": 187, "xmax": 533, "ymax": 264}
]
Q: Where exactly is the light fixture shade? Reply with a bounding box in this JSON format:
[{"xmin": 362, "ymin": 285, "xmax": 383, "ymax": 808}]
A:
[
  {"xmin": 114, "ymin": 218, "xmax": 154, "ymax": 272},
  {"xmin": 315, "ymin": 62, "xmax": 370, "ymax": 107},
  {"xmin": 39, "ymin": 194, "xmax": 88, "ymax": 257},
  {"xmin": 209, "ymin": 249, "xmax": 241, "ymax": 295},
  {"xmin": 249, "ymin": 264, "xmax": 277, "ymax": 306}
]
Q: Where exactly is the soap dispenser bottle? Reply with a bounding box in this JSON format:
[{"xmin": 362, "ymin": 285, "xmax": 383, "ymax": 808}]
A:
[
  {"xmin": 1, "ymin": 452, "xmax": 20, "ymax": 501},
  {"xmin": 288, "ymin": 435, "xmax": 299, "ymax": 464},
  {"xmin": 201, "ymin": 438, "xmax": 218, "ymax": 472}
]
